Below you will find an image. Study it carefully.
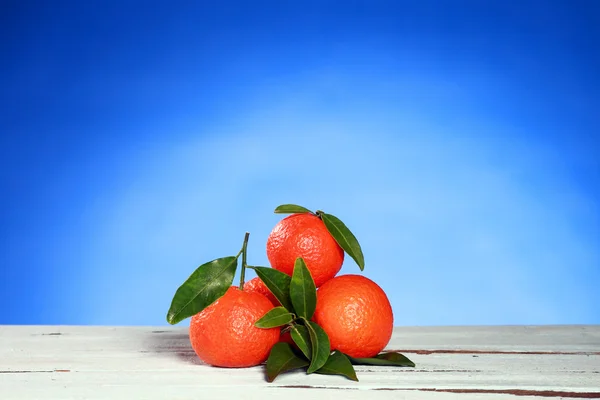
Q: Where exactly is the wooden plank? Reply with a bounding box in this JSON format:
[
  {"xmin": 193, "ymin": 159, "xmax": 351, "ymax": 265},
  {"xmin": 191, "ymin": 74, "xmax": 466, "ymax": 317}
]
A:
[{"xmin": 0, "ymin": 325, "xmax": 599, "ymax": 399}]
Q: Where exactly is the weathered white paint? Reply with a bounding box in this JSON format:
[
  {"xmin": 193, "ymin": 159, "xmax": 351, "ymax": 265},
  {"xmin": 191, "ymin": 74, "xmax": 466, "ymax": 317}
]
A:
[{"xmin": 0, "ymin": 325, "xmax": 598, "ymax": 399}]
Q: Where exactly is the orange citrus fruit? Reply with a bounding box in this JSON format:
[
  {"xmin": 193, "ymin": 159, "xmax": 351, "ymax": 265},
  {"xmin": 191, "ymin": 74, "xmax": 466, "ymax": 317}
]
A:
[
  {"xmin": 189, "ymin": 286, "xmax": 279, "ymax": 367},
  {"xmin": 313, "ymin": 274, "xmax": 393, "ymax": 358},
  {"xmin": 266, "ymin": 213, "xmax": 344, "ymax": 287},
  {"xmin": 244, "ymin": 277, "xmax": 280, "ymax": 306}
]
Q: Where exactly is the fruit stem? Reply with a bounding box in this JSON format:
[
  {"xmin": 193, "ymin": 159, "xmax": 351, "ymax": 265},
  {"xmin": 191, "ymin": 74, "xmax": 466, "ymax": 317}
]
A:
[{"xmin": 239, "ymin": 231, "xmax": 250, "ymax": 290}]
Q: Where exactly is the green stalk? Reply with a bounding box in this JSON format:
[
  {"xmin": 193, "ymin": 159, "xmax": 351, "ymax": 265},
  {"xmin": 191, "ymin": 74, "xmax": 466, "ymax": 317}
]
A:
[{"xmin": 239, "ymin": 232, "xmax": 250, "ymax": 290}]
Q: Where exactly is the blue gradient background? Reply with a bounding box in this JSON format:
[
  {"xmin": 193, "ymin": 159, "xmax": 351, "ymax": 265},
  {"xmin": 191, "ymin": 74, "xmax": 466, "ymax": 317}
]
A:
[{"xmin": 1, "ymin": 1, "xmax": 598, "ymax": 326}]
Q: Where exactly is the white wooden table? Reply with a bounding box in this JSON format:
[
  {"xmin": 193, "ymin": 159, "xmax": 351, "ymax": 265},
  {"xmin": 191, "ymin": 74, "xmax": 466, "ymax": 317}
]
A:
[{"xmin": 1, "ymin": 325, "xmax": 598, "ymax": 399}]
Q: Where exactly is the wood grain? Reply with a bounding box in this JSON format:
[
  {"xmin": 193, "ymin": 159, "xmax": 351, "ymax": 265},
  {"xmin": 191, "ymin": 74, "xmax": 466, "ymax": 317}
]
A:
[{"xmin": 1, "ymin": 325, "xmax": 598, "ymax": 399}]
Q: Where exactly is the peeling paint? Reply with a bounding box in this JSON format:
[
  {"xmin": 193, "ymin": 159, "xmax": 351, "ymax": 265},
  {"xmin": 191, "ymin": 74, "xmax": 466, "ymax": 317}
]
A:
[
  {"xmin": 275, "ymin": 385, "xmax": 357, "ymax": 390},
  {"xmin": 390, "ymin": 349, "xmax": 600, "ymax": 356},
  {"xmin": 0, "ymin": 369, "xmax": 71, "ymax": 374},
  {"xmin": 276, "ymin": 386, "xmax": 600, "ymax": 397},
  {"xmin": 410, "ymin": 388, "xmax": 600, "ymax": 398},
  {"xmin": 0, "ymin": 370, "xmax": 54, "ymax": 374}
]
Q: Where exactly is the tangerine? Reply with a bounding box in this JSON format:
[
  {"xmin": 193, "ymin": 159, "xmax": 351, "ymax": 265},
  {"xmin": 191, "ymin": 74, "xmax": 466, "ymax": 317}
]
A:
[
  {"xmin": 244, "ymin": 277, "xmax": 280, "ymax": 306},
  {"xmin": 266, "ymin": 213, "xmax": 344, "ymax": 287},
  {"xmin": 313, "ymin": 274, "xmax": 393, "ymax": 358},
  {"xmin": 189, "ymin": 286, "xmax": 279, "ymax": 367}
]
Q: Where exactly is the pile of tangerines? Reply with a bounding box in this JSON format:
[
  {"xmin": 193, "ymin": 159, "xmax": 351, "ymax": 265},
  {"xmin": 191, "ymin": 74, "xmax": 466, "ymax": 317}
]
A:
[{"xmin": 167, "ymin": 204, "xmax": 414, "ymax": 381}]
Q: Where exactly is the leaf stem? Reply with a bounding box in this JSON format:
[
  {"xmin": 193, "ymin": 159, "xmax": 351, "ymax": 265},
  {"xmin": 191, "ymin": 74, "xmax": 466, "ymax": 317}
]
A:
[{"xmin": 239, "ymin": 231, "xmax": 250, "ymax": 290}]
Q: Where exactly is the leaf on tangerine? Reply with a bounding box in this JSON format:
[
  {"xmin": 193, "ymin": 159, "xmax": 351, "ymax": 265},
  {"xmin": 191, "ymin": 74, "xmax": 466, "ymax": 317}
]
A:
[
  {"xmin": 255, "ymin": 307, "xmax": 295, "ymax": 329},
  {"xmin": 315, "ymin": 351, "xmax": 358, "ymax": 381},
  {"xmin": 318, "ymin": 211, "xmax": 365, "ymax": 271},
  {"xmin": 290, "ymin": 323, "xmax": 311, "ymax": 360},
  {"xmin": 348, "ymin": 351, "xmax": 416, "ymax": 367},
  {"xmin": 166, "ymin": 256, "xmax": 238, "ymax": 325},
  {"xmin": 266, "ymin": 342, "xmax": 309, "ymax": 382},
  {"xmin": 304, "ymin": 320, "xmax": 331, "ymax": 373},
  {"xmin": 250, "ymin": 266, "xmax": 293, "ymax": 312},
  {"xmin": 274, "ymin": 204, "xmax": 313, "ymax": 214},
  {"xmin": 290, "ymin": 257, "xmax": 317, "ymax": 320}
]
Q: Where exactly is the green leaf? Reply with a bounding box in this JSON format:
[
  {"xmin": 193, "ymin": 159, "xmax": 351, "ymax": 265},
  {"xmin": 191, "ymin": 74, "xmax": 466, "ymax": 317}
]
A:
[
  {"xmin": 316, "ymin": 351, "xmax": 358, "ymax": 381},
  {"xmin": 274, "ymin": 204, "xmax": 313, "ymax": 214},
  {"xmin": 290, "ymin": 324, "xmax": 311, "ymax": 360},
  {"xmin": 348, "ymin": 351, "xmax": 416, "ymax": 367},
  {"xmin": 266, "ymin": 342, "xmax": 309, "ymax": 382},
  {"xmin": 250, "ymin": 267, "xmax": 293, "ymax": 311},
  {"xmin": 304, "ymin": 320, "xmax": 331, "ymax": 373},
  {"xmin": 290, "ymin": 257, "xmax": 317, "ymax": 320},
  {"xmin": 318, "ymin": 211, "xmax": 365, "ymax": 271},
  {"xmin": 255, "ymin": 307, "xmax": 295, "ymax": 329},
  {"xmin": 166, "ymin": 256, "xmax": 238, "ymax": 325}
]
